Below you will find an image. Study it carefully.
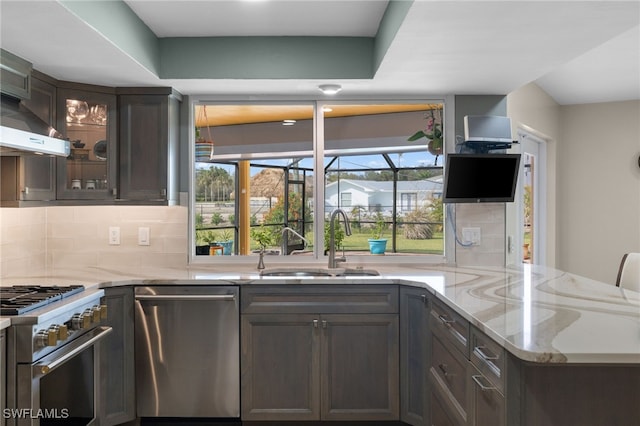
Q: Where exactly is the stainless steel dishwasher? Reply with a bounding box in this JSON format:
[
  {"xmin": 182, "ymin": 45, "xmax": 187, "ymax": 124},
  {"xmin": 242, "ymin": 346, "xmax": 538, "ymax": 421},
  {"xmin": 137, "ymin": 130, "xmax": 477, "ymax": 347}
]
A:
[{"xmin": 134, "ymin": 286, "xmax": 239, "ymax": 418}]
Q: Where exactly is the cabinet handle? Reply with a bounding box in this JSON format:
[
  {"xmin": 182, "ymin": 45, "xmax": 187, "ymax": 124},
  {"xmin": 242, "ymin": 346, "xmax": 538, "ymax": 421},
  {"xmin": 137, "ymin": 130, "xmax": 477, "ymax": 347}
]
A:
[
  {"xmin": 313, "ymin": 319, "xmax": 319, "ymax": 328},
  {"xmin": 421, "ymin": 294, "xmax": 427, "ymax": 304},
  {"xmin": 472, "ymin": 374, "xmax": 497, "ymax": 391},
  {"xmin": 438, "ymin": 363, "xmax": 450, "ymax": 377},
  {"xmin": 438, "ymin": 314, "xmax": 455, "ymax": 325},
  {"xmin": 474, "ymin": 345, "xmax": 499, "ymax": 361},
  {"xmin": 322, "ymin": 320, "xmax": 328, "ymax": 329}
]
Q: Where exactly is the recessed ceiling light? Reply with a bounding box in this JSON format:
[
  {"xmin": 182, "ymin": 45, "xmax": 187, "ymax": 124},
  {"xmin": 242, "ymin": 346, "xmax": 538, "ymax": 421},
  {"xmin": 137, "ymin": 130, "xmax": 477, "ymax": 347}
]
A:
[{"xmin": 318, "ymin": 84, "xmax": 342, "ymax": 95}]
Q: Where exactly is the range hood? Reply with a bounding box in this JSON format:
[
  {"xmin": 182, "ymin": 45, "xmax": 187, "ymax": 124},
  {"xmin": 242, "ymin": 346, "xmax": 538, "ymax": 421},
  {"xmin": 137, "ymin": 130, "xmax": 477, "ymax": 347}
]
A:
[{"xmin": 0, "ymin": 95, "xmax": 70, "ymax": 157}]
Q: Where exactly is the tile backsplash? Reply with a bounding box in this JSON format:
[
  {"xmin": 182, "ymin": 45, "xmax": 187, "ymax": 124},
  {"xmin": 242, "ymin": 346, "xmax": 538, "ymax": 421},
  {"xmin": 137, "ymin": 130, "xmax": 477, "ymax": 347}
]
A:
[
  {"xmin": 454, "ymin": 203, "xmax": 506, "ymax": 267},
  {"xmin": 0, "ymin": 206, "xmax": 188, "ymax": 279}
]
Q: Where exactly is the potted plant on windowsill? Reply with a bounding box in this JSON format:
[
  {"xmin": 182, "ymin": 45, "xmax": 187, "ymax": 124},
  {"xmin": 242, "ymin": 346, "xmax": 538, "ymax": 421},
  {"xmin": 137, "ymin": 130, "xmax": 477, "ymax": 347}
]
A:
[
  {"xmin": 407, "ymin": 107, "xmax": 443, "ymax": 165},
  {"xmin": 368, "ymin": 212, "xmax": 388, "ymax": 255},
  {"xmin": 214, "ymin": 229, "xmax": 234, "ymax": 255},
  {"xmin": 195, "ymin": 230, "xmax": 220, "ymax": 255}
]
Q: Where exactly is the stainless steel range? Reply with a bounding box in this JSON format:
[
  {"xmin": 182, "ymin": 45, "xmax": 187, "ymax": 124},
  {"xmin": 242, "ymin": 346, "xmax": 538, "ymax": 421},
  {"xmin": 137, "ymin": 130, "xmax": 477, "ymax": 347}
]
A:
[{"xmin": 2, "ymin": 285, "xmax": 111, "ymax": 426}]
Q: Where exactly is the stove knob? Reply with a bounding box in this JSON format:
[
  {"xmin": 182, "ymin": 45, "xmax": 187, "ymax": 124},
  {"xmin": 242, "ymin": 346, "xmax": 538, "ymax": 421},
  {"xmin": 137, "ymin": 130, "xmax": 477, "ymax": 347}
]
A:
[
  {"xmin": 35, "ymin": 329, "xmax": 57, "ymax": 347},
  {"xmin": 71, "ymin": 313, "xmax": 90, "ymax": 330},
  {"xmin": 92, "ymin": 305, "xmax": 101, "ymax": 322},
  {"xmin": 82, "ymin": 309, "xmax": 93, "ymax": 327},
  {"xmin": 58, "ymin": 324, "xmax": 68, "ymax": 340},
  {"xmin": 100, "ymin": 304, "xmax": 108, "ymax": 320}
]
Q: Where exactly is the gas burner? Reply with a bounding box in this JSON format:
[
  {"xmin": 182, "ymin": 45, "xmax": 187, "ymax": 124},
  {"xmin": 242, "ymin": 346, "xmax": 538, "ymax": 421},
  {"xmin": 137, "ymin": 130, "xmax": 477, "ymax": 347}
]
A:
[{"xmin": 0, "ymin": 285, "xmax": 84, "ymax": 315}]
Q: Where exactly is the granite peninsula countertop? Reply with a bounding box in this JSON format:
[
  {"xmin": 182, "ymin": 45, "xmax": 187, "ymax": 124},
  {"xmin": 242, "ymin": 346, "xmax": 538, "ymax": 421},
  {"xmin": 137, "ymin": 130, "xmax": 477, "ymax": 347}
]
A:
[{"xmin": 1, "ymin": 263, "xmax": 638, "ymax": 364}]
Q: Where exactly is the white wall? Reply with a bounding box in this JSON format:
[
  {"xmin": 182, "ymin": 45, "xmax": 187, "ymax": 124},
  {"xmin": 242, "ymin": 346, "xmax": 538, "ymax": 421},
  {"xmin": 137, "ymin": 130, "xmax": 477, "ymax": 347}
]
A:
[
  {"xmin": 508, "ymin": 84, "xmax": 640, "ymax": 283},
  {"xmin": 557, "ymin": 100, "xmax": 640, "ymax": 283}
]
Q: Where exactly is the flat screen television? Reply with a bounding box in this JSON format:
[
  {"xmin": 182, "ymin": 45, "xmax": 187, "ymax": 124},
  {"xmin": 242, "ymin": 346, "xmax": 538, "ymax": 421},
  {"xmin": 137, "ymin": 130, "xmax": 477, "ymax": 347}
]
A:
[{"xmin": 442, "ymin": 154, "xmax": 521, "ymax": 203}]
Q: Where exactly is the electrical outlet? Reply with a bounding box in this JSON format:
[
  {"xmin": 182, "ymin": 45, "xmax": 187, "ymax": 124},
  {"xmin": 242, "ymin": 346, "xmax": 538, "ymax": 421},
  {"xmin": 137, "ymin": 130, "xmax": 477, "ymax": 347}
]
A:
[
  {"xmin": 462, "ymin": 227, "xmax": 481, "ymax": 246},
  {"xmin": 109, "ymin": 227, "xmax": 120, "ymax": 245},
  {"xmin": 138, "ymin": 227, "xmax": 150, "ymax": 246}
]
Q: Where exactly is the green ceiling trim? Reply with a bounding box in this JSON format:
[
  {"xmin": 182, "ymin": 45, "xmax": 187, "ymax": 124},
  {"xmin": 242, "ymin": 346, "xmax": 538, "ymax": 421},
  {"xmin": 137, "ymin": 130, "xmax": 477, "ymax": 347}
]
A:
[
  {"xmin": 56, "ymin": 0, "xmax": 410, "ymax": 81},
  {"xmin": 159, "ymin": 36, "xmax": 374, "ymax": 79},
  {"xmin": 58, "ymin": 0, "xmax": 160, "ymax": 74},
  {"xmin": 374, "ymin": 0, "xmax": 413, "ymax": 72}
]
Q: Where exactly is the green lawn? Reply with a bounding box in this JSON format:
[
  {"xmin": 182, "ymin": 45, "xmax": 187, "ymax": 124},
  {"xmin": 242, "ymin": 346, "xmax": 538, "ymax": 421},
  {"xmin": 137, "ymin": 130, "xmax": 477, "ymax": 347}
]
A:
[
  {"xmin": 341, "ymin": 230, "xmax": 444, "ymax": 254},
  {"xmin": 210, "ymin": 226, "xmax": 444, "ymax": 255}
]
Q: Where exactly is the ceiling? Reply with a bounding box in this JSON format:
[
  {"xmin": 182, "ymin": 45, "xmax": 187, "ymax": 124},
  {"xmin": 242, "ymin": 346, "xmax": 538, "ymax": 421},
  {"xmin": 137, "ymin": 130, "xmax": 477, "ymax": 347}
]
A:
[{"xmin": 0, "ymin": 0, "xmax": 638, "ymax": 105}]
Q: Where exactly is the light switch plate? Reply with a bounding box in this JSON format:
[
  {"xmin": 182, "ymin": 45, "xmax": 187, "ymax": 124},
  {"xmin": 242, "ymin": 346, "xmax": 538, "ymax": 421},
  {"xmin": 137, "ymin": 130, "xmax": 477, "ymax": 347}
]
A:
[
  {"xmin": 109, "ymin": 227, "xmax": 120, "ymax": 245},
  {"xmin": 138, "ymin": 227, "xmax": 150, "ymax": 246}
]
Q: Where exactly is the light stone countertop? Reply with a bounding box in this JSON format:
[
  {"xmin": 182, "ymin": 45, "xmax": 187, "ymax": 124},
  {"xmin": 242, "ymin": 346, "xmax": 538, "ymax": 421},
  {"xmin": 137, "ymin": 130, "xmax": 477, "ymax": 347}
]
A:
[
  {"xmin": 0, "ymin": 317, "xmax": 10, "ymax": 331},
  {"xmin": 1, "ymin": 263, "xmax": 638, "ymax": 364}
]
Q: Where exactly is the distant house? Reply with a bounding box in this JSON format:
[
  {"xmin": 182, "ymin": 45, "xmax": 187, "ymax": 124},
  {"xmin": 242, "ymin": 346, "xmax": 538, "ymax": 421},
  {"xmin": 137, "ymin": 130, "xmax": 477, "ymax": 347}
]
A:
[{"xmin": 325, "ymin": 177, "xmax": 443, "ymax": 214}]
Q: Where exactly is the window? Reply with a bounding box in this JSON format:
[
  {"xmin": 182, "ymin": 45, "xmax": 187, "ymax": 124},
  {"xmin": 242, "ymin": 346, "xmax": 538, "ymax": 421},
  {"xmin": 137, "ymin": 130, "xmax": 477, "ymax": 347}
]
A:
[
  {"xmin": 401, "ymin": 193, "xmax": 417, "ymax": 211},
  {"xmin": 340, "ymin": 192, "xmax": 352, "ymax": 207},
  {"xmin": 191, "ymin": 101, "xmax": 444, "ymax": 260}
]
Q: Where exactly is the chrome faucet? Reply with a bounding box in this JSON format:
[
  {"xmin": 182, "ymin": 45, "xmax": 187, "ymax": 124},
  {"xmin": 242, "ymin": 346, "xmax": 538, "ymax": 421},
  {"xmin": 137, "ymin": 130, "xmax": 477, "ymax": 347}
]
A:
[
  {"xmin": 328, "ymin": 208, "xmax": 352, "ymax": 269},
  {"xmin": 281, "ymin": 227, "xmax": 310, "ymax": 255}
]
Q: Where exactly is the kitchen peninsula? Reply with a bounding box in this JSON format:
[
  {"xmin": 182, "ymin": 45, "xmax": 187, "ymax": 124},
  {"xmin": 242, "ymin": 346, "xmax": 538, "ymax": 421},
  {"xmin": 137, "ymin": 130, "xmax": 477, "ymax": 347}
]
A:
[{"xmin": 1, "ymin": 263, "xmax": 638, "ymax": 425}]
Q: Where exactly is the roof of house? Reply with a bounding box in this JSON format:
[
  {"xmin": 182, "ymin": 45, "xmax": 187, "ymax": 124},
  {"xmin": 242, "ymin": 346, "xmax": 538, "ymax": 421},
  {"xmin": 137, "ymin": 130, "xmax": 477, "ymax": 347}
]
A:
[{"xmin": 326, "ymin": 178, "xmax": 443, "ymax": 194}]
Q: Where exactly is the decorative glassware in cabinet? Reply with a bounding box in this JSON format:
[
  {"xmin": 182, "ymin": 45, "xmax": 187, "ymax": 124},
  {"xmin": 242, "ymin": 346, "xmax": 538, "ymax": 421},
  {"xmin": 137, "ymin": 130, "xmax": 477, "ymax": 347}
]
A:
[{"xmin": 57, "ymin": 90, "xmax": 116, "ymax": 199}]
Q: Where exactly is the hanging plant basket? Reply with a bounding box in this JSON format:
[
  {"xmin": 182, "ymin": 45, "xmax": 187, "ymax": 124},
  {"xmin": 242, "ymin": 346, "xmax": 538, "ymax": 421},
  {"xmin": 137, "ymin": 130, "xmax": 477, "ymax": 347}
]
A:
[
  {"xmin": 195, "ymin": 105, "xmax": 214, "ymax": 162},
  {"xmin": 195, "ymin": 138, "xmax": 214, "ymax": 162}
]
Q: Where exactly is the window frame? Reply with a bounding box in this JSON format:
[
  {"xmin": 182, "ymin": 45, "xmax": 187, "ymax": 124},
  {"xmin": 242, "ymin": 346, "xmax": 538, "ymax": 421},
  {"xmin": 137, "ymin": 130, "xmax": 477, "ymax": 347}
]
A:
[{"xmin": 188, "ymin": 97, "xmax": 452, "ymax": 266}]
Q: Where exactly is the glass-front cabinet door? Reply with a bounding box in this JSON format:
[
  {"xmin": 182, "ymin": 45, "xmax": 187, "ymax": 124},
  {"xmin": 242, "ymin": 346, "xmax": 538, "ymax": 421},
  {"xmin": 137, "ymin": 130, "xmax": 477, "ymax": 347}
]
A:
[{"xmin": 56, "ymin": 88, "xmax": 117, "ymax": 200}]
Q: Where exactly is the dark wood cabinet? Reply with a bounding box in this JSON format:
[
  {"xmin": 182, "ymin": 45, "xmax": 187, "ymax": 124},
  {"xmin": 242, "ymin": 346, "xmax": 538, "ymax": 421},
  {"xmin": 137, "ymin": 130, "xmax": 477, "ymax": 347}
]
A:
[
  {"xmin": 2, "ymin": 55, "xmax": 182, "ymax": 206},
  {"xmin": 240, "ymin": 285, "xmax": 399, "ymax": 422},
  {"xmin": 400, "ymin": 286, "xmax": 430, "ymax": 425},
  {"xmin": 118, "ymin": 90, "xmax": 181, "ymax": 204},
  {"xmin": 321, "ymin": 313, "xmax": 399, "ymax": 421},
  {"xmin": 0, "ymin": 74, "xmax": 57, "ymax": 205},
  {"xmin": 0, "ymin": 48, "xmax": 31, "ymax": 100},
  {"xmin": 56, "ymin": 86, "xmax": 117, "ymax": 200},
  {"xmin": 21, "ymin": 75, "xmax": 57, "ymax": 201},
  {"xmin": 241, "ymin": 313, "xmax": 321, "ymax": 421},
  {"xmin": 469, "ymin": 363, "xmax": 505, "ymax": 426},
  {"xmin": 100, "ymin": 287, "xmax": 135, "ymax": 426}
]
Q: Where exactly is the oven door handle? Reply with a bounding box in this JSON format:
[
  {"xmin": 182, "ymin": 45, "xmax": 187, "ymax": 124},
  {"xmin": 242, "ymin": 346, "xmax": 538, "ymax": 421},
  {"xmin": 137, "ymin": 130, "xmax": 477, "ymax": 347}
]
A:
[{"xmin": 34, "ymin": 326, "xmax": 113, "ymax": 377}]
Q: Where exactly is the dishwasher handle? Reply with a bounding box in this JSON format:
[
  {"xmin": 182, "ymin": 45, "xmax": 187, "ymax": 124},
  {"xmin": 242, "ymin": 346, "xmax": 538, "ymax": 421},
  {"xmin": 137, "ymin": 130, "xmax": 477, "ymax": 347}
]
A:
[{"xmin": 135, "ymin": 294, "xmax": 236, "ymax": 301}]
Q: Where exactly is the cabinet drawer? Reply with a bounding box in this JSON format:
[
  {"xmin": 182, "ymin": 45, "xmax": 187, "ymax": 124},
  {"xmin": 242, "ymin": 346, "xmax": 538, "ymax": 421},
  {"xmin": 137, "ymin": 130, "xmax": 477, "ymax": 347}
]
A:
[
  {"xmin": 430, "ymin": 298, "xmax": 469, "ymax": 357},
  {"xmin": 470, "ymin": 326, "xmax": 505, "ymax": 393},
  {"xmin": 429, "ymin": 331, "xmax": 469, "ymax": 425},
  {"xmin": 241, "ymin": 285, "xmax": 398, "ymax": 314},
  {"xmin": 470, "ymin": 363, "xmax": 505, "ymax": 426}
]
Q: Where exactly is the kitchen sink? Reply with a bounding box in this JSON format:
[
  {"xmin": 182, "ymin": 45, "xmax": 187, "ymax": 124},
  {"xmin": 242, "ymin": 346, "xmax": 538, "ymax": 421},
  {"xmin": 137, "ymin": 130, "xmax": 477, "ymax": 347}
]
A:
[
  {"xmin": 340, "ymin": 268, "xmax": 380, "ymax": 276},
  {"xmin": 259, "ymin": 267, "xmax": 379, "ymax": 277}
]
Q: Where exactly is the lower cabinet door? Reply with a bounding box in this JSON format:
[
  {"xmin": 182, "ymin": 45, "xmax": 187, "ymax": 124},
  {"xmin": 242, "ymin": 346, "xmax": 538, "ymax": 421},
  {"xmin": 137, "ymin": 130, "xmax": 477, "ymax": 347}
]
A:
[
  {"xmin": 431, "ymin": 389, "xmax": 458, "ymax": 426},
  {"xmin": 321, "ymin": 314, "xmax": 399, "ymax": 421},
  {"xmin": 101, "ymin": 287, "xmax": 135, "ymax": 426},
  {"xmin": 241, "ymin": 314, "xmax": 321, "ymax": 421},
  {"xmin": 470, "ymin": 365, "xmax": 505, "ymax": 426}
]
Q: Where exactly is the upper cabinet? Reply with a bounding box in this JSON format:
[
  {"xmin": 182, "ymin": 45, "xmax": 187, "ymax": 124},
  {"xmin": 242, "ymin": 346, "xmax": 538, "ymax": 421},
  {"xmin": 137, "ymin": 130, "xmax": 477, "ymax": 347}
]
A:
[
  {"xmin": 0, "ymin": 49, "xmax": 31, "ymax": 100},
  {"xmin": 2, "ymin": 51, "xmax": 182, "ymax": 207},
  {"xmin": 118, "ymin": 89, "xmax": 181, "ymax": 204},
  {"xmin": 0, "ymin": 73, "xmax": 58, "ymax": 205},
  {"xmin": 56, "ymin": 85, "xmax": 117, "ymax": 201}
]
